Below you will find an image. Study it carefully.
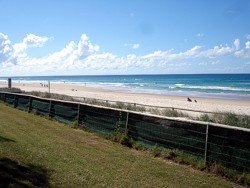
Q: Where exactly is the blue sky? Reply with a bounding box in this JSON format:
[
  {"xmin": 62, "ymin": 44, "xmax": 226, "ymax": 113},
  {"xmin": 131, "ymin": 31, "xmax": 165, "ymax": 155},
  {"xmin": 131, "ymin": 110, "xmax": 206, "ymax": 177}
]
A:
[{"xmin": 0, "ymin": 0, "xmax": 250, "ymax": 76}]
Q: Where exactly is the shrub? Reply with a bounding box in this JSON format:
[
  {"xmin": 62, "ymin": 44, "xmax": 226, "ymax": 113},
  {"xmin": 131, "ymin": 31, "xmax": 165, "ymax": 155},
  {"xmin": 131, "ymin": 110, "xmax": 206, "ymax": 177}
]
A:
[
  {"xmin": 71, "ymin": 121, "xmax": 78, "ymax": 129},
  {"xmin": 196, "ymin": 112, "xmax": 250, "ymax": 129},
  {"xmin": 115, "ymin": 102, "xmax": 125, "ymax": 109},
  {"xmin": 222, "ymin": 113, "xmax": 239, "ymax": 126},
  {"xmin": 0, "ymin": 87, "xmax": 23, "ymax": 93},
  {"xmin": 150, "ymin": 145, "xmax": 163, "ymax": 157},
  {"xmin": 120, "ymin": 134, "xmax": 133, "ymax": 147},
  {"xmin": 133, "ymin": 142, "xmax": 148, "ymax": 151},
  {"xmin": 198, "ymin": 114, "xmax": 213, "ymax": 122},
  {"xmin": 161, "ymin": 148, "xmax": 177, "ymax": 160},
  {"xmin": 149, "ymin": 108, "xmax": 161, "ymax": 115},
  {"xmin": 162, "ymin": 108, "xmax": 189, "ymax": 118}
]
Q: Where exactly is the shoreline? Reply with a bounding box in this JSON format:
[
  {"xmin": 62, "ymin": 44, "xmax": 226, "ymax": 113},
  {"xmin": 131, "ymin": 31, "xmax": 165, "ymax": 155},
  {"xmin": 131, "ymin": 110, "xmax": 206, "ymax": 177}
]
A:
[
  {"xmin": 1, "ymin": 80, "xmax": 250, "ymax": 101},
  {"xmin": 1, "ymin": 81, "xmax": 250, "ymax": 115}
]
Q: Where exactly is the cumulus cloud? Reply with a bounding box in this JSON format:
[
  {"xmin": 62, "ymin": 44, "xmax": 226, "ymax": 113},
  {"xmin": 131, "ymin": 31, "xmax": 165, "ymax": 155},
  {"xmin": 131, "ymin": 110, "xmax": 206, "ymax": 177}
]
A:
[
  {"xmin": 201, "ymin": 45, "xmax": 234, "ymax": 58},
  {"xmin": 132, "ymin": 44, "xmax": 139, "ymax": 49},
  {"xmin": 0, "ymin": 33, "xmax": 249, "ymax": 76},
  {"xmin": 13, "ymin": 34, "xmax": 49, "ymax": 55},
  {"xmin": 234, "ymin": 39, "xmax": 240, "ymax": 50},
  {"xmin": 246, "ymin": 41, "xmax": 250, "ymax": 49},
  {"xmin": 0, "ymin": 33, "xmax": 16, "ymax": 64},
  {"xmin": 235, "ymin": 41, "xmax": 250, "ymax": 58},
  {"xmin": 125, "ymin": 43, "xmax": 140, "ymax": 49}
]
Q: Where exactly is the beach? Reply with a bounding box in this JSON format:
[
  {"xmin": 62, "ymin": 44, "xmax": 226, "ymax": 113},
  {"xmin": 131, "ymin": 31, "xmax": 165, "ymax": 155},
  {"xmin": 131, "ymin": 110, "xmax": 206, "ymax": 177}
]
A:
[{"xmin": 1, "ymin": 81, "xmax": 250, "ymax": 116}]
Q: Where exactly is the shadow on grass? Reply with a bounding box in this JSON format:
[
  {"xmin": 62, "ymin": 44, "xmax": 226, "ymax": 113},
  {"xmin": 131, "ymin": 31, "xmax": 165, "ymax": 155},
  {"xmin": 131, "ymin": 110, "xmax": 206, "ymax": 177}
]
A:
[
  {"xmin": 0, "ymin": 157, "xmax": 50, "ymax": 187},
  {"xmin": 0, "ymin": 136, "xmax": 15, "ymax": 143}
]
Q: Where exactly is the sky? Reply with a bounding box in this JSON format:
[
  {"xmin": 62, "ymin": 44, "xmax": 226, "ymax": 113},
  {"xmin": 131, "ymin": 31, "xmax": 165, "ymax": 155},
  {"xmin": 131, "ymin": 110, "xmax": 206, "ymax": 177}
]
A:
[{"xmin": 0, "ymin": 0, "xmax": 250, "ymax": 76}]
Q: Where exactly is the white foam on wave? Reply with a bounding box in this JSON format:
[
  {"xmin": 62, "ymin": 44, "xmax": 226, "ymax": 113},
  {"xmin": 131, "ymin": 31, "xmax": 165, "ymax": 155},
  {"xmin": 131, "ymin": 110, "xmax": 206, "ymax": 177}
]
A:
[
  {"xmin": 174, "ymin": 84, "xmax": 185, "ymax": 87},
  {"xmin": 171, "ymin": 84, "xmax": 250, "ymax": 92}
]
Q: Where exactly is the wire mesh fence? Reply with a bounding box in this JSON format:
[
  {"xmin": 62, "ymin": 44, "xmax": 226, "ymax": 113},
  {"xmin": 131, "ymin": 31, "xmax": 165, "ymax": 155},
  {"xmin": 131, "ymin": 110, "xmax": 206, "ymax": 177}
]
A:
[{"xmin": 0, "ymin": 91, "xmax": 249, "ymax": 172}]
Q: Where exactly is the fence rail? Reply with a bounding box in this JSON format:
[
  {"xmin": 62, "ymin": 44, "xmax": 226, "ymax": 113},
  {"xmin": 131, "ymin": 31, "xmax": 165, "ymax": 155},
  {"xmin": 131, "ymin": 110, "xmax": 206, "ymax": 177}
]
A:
[{"xmin": 0, "ymin": 91, "xmax": 249, "ymax": 172}]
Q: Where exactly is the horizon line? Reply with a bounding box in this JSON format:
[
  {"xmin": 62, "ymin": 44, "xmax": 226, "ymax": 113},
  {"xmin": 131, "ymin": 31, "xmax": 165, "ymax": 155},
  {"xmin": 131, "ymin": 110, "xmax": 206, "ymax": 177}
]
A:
[{"xmin": 0, "ymin": 73, "xmax": 250, "ymax": 78}]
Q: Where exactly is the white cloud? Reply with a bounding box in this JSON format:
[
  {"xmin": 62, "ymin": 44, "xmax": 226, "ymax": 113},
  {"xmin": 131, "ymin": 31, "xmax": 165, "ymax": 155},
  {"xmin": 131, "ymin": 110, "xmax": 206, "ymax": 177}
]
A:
[
  {"xmin": 0, "ymin": 33, "xmax": 12, "ymax": 54},
  {"xmin": 211, "ymin": 60, "xmax": 220, "ymax": 65},
  {"xmin": 13, "ymin": 34, "xmax": 49, "ymax": 55},
  {"xmin": 125, "ymin": 43, "xmax": 140, "ymax": 49},
  {"xmin": 234, "ymin": 41, "xmax": 250, "ymax": 58},
  {"xmin": 197, "ymin": 33, "xmax": 204, "ymax": 37},
  {"xmin": 234, "ymin": 39, "xmax": 240, "ymax": 50},
  {"xmin": 201, "ymin": 45, "xmax": 233, "ymax": 58},
  {"xmin": 0, "ymin": 33, "xmax": 250, "ymax": 76},
  {"xmin": 198, "ymin": 62, "xmax": 208, "ymax": 66},
  {"xmin": 0, "ymin": 33, "xmax": 16, "ymax": 64},
  {"xmin": 132, "ymin": 44, "xmax": 139, "ymax": 49},
  {"xmin": 246, "ymin": 41, "xmax": 250, "ymax": 49},
  {"xmin": 246, "ymin": 34, "xmax": 250, "ymax": 40}
]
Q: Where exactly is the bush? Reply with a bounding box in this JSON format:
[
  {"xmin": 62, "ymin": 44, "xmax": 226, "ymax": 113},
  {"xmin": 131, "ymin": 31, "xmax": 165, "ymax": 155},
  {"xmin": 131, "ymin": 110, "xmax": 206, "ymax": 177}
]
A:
[
  {"xmin": 133, "ymin": 142, "xmax": 148, "ymax": 151},
  {"xmin": 120, "ymin": 134, "xmax": 133, "ymax": 147},
  {"xmin": 71, "ymin": 121, "xmax": 78, "ymax": 129},
  {"xmin": 0, "ymin": 87, "xmax": 23, "ymax": 93},
  {"xmin": 162, "ymin": 108, "xmax": 189, "ymax": 118},
  {"xmin": 222, "ymin": 113, "xmax": 239, "ymax": 126},
  {"xmin": 150, "ymin": 145, "xmax": 163, "ymax": 157},
  {"xmin": 198, "ymin": 114, "xmax": 213, "ymax": 122},
  {"xmin": 116, "ymin": 102, "xmax": 125, "ymax": 109},
  {"xmin": 27, "ymin": 91, "xmax": 76, "ymax": 101},
  {"xmin": 200, "ymin": 112, "xmax": 250, "ymax": 128},
  {"xmin": 149, "ymin": 108, "xmax": 161, "ymax": 115}
]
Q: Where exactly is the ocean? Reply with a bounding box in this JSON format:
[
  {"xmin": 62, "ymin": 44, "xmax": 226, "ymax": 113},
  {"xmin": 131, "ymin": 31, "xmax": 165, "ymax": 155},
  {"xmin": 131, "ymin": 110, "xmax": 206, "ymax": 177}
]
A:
[{"xmin": 0, "ymin": 74, "xmax": 250, "ymax": 100}]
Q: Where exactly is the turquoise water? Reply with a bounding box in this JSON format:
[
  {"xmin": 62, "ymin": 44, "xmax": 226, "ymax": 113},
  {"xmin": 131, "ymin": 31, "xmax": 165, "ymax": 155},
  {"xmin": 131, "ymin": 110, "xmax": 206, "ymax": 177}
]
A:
[{"xmin": 1, "ymin": 74, "xmax": 250, "ymax": 99}]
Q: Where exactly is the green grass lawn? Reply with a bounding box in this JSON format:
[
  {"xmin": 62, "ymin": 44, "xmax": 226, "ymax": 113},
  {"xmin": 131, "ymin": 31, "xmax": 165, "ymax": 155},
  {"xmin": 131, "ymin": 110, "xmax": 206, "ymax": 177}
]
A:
[{"xmin": 0, "ymin": 102, "xmax": 241, "ymax": 187}]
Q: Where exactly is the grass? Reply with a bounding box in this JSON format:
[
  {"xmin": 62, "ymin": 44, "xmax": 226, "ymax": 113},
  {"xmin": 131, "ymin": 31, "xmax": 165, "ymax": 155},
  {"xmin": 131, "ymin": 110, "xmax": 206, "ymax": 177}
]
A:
[
  {"xmin": 144, "ymin": 145, "xmax": 250, "ymax": 186},
  {"xmin": 0, "ymin": 102, "xmax": 242, "ymax": 187},
  {"xmin": 0, "ymin": 87, "xmax": 22, "ymax": 93},
  {"xmin": 198, "ymin": 113, "xmax": 250, "ymax": 129}
]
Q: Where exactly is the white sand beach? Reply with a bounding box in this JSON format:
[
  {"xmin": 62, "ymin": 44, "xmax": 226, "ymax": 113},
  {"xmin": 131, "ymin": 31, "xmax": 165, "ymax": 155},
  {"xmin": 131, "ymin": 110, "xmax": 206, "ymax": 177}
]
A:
[{"xmin": 1, "ymin": 81, "xmax": 250, "ymax": 116}]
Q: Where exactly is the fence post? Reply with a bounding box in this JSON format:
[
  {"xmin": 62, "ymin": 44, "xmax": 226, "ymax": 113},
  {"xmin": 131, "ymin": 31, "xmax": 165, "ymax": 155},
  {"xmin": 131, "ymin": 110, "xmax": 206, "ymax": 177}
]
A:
[
  {"xmin": 125, "ymin": 112, "xmax": 129, "ymax": 135},
  {"xmin": 48, "ymin": 80, "xmax": 50, "ymax": 94},
  {"xmin": 14, "ymin": 95, "xmax": 17, "ymax": 108},
  {"xmin": 28, "ymin": 96, "xmax": 32, "ymax": 113},
  {"xmin": 204, "ymin": 124, "xmax": 210, "ymax": 166},
  {"xmin": 48, "ymin": 100, "xmax": 52, "ymax": 117},
  {"xmin": 77, "ymin": 103, "xmax": 80, "ymax": 127},
  {"xmin": 3, "ymin": 93, "xmax": 6, "ymax": 102}
]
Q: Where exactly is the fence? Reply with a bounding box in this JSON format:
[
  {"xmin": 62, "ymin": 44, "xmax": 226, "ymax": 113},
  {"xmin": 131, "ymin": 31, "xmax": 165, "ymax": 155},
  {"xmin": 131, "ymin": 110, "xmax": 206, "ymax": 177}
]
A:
[{"xmin": 0, "ymin": 91, "xmax": 249, "ymax": 172}]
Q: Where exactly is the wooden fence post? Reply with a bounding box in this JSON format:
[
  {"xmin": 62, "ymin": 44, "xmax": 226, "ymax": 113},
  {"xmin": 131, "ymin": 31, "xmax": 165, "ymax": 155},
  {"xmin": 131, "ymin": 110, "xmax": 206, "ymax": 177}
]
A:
[
  {"xmin": 3, "ymin": 93, "xmax": 6, "ymax": 102},
  {"xmin": 204, "ymin": 124, "xmax": 210, "ymax": 166},
  {"xmin": 125, "ymin": 112, "xmax": 129, "ymax": 135},
  {"xmin": 14, "ymin": 95, "xmax": 17, "ymax": 108},
  {"xmin": 77, "ymin": 103, "xmax": 80, "ymax": 127},
  {"xmin": 28, "ymin": 96, "xmax": 32, "ymax": 113},
  {"xmin": 48, "ymin": 100, "xmax": 52, "ymax": 117}
]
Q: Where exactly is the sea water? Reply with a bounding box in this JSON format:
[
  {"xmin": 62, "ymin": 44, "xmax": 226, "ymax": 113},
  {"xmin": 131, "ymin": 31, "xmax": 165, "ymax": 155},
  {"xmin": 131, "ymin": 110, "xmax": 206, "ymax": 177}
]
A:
[{"xmin": 0, "ymin": 74, "xmax": 250, "ymax": 100}]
